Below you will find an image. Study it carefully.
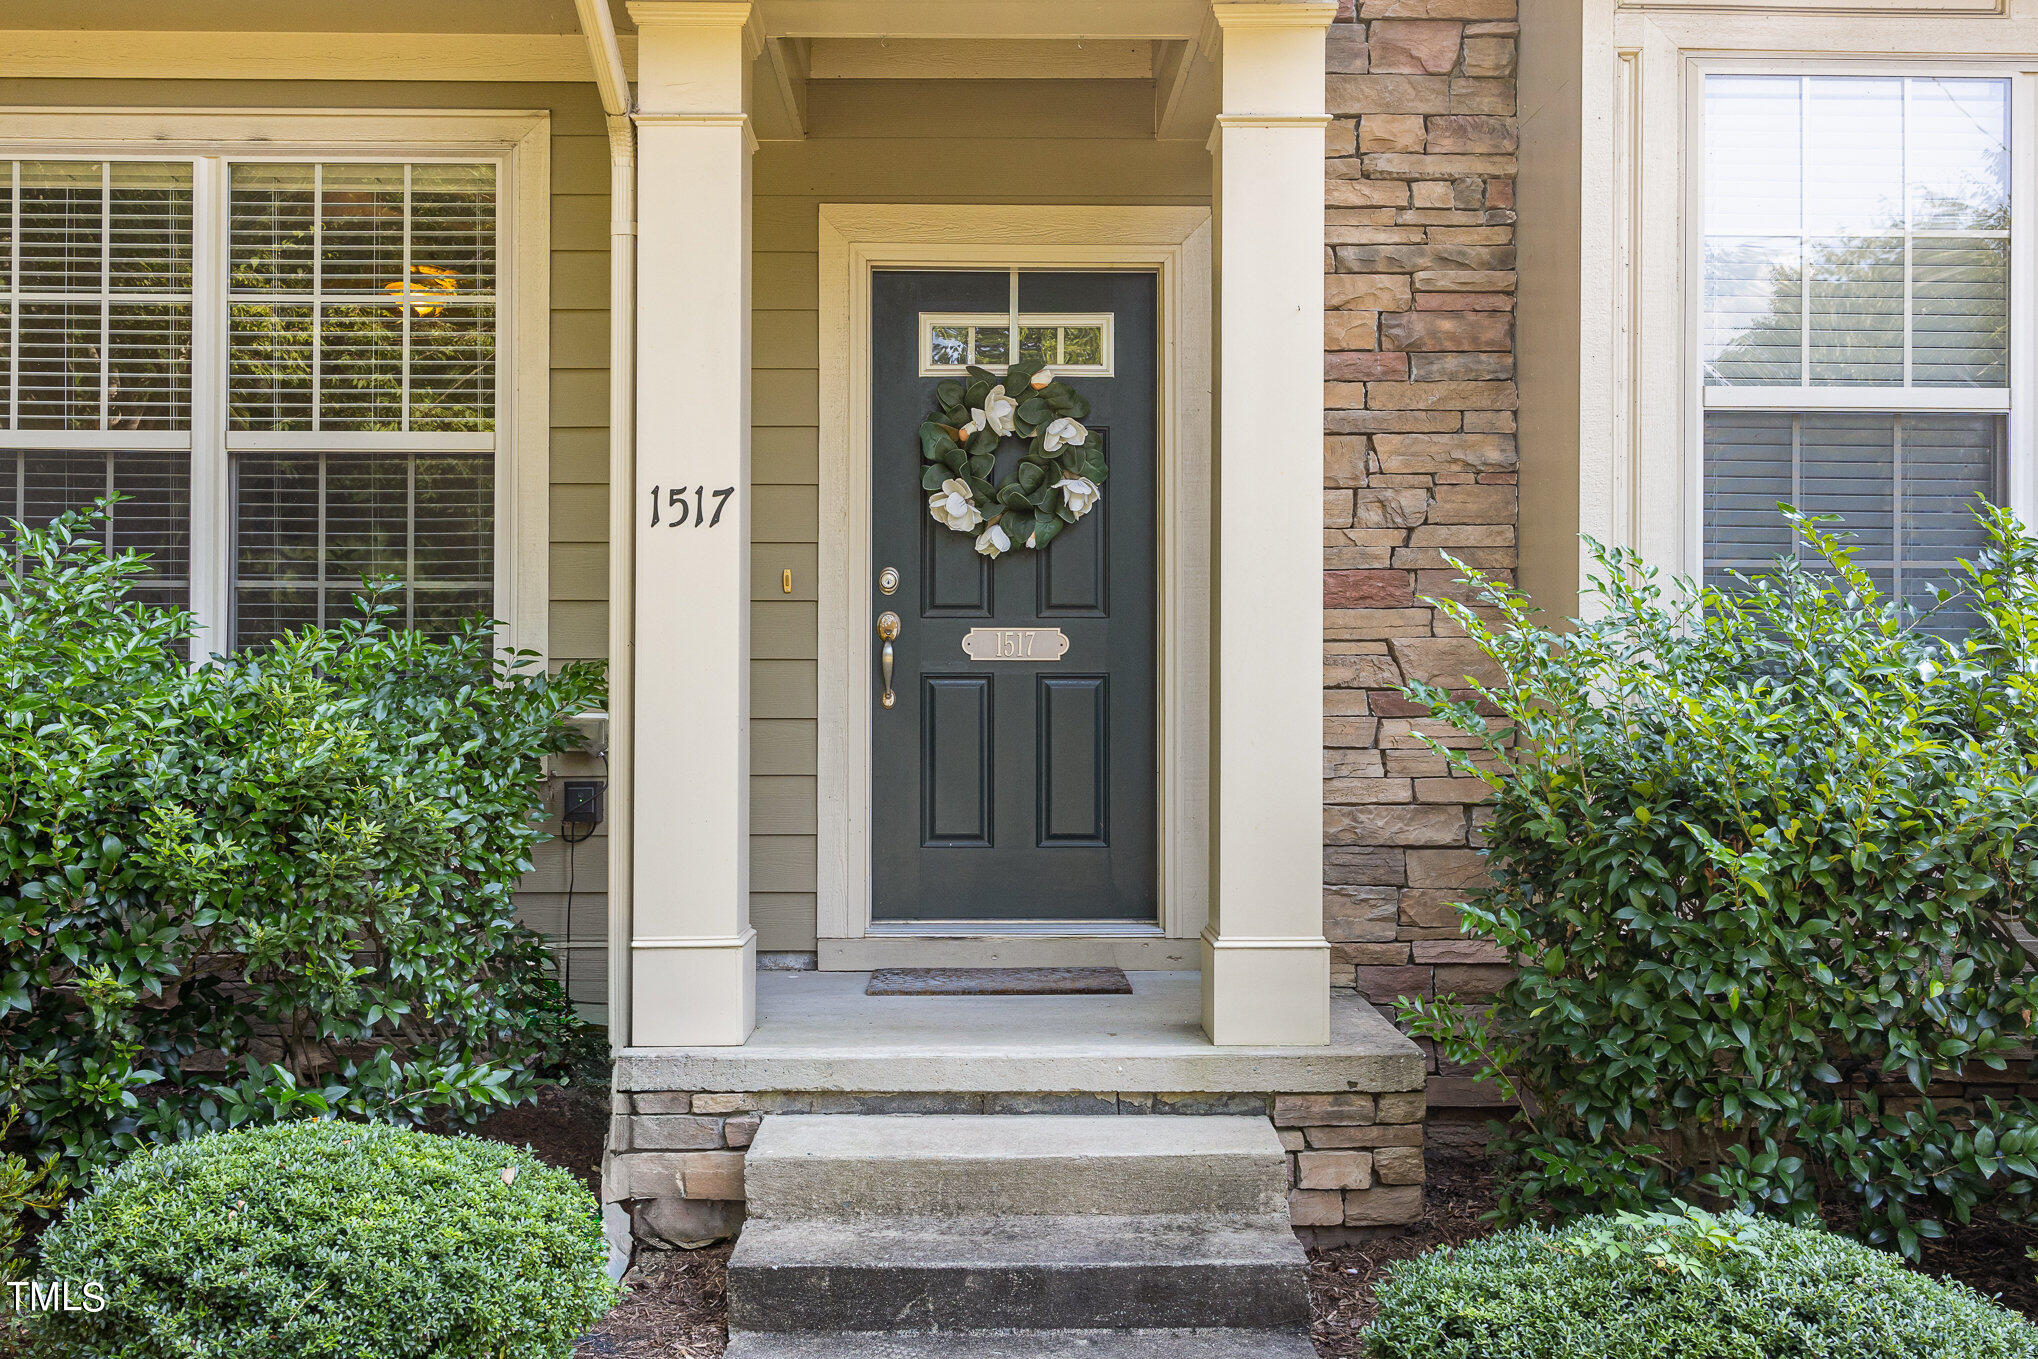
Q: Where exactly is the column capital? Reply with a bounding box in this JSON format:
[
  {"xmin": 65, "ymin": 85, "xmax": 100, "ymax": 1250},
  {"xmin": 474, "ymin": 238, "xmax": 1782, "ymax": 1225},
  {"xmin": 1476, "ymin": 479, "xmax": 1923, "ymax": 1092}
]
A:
[
  {"xmin": 627, "ymin": 0, "xmax": 760, "ymax": 37},
  {"xmin": 1210, "ymin": 1, "xmax": 1333, "ymax": 118},
  {"xmin": 1209, "ymin": 1, "xmax": 1337, "ymax": 30},
  {"xmin": 630, "ymin": 0, "xmax": 763, "ymax": 115}
]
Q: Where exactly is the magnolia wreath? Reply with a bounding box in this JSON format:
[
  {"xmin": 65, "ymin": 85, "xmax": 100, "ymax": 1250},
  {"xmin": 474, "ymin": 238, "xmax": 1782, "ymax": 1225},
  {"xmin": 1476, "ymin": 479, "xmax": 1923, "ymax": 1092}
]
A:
[{"xmin": 920, "ymin": 360, "xmax": 1108, "ymax": 557}]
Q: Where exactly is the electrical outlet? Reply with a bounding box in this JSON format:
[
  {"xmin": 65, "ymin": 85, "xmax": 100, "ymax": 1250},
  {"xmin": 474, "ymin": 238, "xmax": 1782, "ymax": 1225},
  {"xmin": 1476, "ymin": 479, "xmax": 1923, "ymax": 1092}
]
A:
[{"xmin": 562, "ymin": 779, "xmax": 606, "ymax": 828}]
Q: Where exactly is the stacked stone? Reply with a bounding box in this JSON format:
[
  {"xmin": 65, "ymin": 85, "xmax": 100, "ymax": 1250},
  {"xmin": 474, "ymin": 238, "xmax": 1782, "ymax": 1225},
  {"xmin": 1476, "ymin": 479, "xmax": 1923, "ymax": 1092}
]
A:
[
  {"xmin": 1321, "ymin": 1, "xmax": 1519, "ymax": 1107},
  {"xmin": 606, "ymin": 1088, "xmax": 1428, "ymax": 1241},
  {"xmin": 1275, "ymin": 1088, "xmax": 1428, "ymax": 1237}
]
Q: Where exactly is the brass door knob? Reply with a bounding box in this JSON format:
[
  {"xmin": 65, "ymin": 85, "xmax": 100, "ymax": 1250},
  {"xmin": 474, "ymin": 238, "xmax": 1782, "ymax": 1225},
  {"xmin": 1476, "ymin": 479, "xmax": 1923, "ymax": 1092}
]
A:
[{"xmin": 877, "ymin": 611, "xmax": 901, "ymax": 709}]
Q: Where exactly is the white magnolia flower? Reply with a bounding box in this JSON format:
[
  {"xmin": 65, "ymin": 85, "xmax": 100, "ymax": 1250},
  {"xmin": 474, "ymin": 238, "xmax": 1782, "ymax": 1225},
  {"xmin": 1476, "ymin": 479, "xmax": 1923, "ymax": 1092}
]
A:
[
  {"xmin": 927, "ymin": 478, "xmax": 983, "ymax": 533},
  {"xmin": 972, "ymin": 384, "xmax": 1018, "ymax": 437},
  {"xmin": 959, "ymin": 411, "xmax": 986, "ymax": 439},
  {"xmin": 975, "ymin": 521, "xmax": 1011, "ymax": 559},
  {"xmin": 1029, "ymin": 367, "xmax": 1055, "ymax": 390},
  {"xmin": 1043, "ymin": 416, "xmax": 1089, "ymax": 453},
  {"xmin": 1056, "ymin": 475, "xmax": 1102, "ymax": 519}
]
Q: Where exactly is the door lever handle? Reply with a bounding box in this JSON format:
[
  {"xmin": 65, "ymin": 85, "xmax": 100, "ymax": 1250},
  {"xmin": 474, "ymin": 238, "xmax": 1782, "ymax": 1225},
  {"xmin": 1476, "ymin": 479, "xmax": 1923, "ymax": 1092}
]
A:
[{"xmin": 877, "ymin": 612, "xmax": 901, "ymax": 709}]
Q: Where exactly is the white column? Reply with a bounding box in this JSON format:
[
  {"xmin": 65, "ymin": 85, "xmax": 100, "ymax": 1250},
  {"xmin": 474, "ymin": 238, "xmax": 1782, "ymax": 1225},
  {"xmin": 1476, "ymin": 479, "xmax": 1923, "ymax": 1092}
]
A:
[
  {"xmin": 1203, "ymin": 0, "xmax": 1336, "ymax": 1046},
  {"xmin": 627, "ymin": 0, "xmax": 758, "ymax": 1046}
]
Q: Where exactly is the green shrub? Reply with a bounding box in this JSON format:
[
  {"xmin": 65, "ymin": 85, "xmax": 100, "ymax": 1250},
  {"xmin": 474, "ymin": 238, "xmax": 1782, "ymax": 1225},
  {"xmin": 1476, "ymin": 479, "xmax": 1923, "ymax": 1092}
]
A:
[
  {"xmin": 0, "ymin": 508, "xmax": 605, "ymax": 1177},
  {"xmin": 28, "ymin": 1120, "xmax": 617, "ymax": 1358},
  {"xmin": 1365, "ymin": 1207, "xmax": 2038, "ymax": 1358},
  {"xmin": 0, "ymin": 1112, "xmax": 64, "ymax": 1285},
  {"xmin": 1402, "ymin": 505, "xmax": 2038, "ymax": 1255}
]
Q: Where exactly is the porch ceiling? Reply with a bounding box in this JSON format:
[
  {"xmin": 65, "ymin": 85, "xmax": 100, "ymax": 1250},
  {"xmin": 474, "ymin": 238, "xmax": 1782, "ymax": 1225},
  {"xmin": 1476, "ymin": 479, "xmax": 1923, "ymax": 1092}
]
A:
[
  {"xmin": 614, "ymin": 972, "xmax": 1426, "ymax": 1094},
  {"xmin": 747, "ymin": 3, "xmax": 1219, "ymax": 142}
]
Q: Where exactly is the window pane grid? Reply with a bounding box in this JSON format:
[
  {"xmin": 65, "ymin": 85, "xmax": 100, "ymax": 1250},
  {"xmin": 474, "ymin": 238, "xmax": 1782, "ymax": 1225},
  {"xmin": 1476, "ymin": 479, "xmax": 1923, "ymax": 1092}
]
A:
[
  {"xmin": 920, "ymin": 313, "xmax": 1113, "ymax": 376},
  {"xmin": 0, "ymin": 446, "xmax": 191, "ymax": 609},
  {"xmin": 1703, "ymin": 410, "xmax": 2002, "ymax": 636},
  {"xmin": 1704, "ymin": 75, "xmax": 2010, "ymax": 396},
  {"xmin": 232, "ymin": 450, "xmax": 492, "ymax": 646},
  {"xmin": 229, "ymin": 161, "xmax": 498, "ymax": 436},
  {"xmin": 1, "ymin": 160, "xmax": 194, "ymax": 434}
]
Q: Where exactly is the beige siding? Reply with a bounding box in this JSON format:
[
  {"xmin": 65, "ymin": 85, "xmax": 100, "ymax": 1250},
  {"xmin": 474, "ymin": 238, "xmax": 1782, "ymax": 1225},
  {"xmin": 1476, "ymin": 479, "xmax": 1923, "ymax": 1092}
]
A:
[
  {"xmin": 746, "ymin": 92, "xmax": 1210, "ymax": 949},
  {"xmin": 0, "ymin": 77, "xmax": 616, "ymax": 1017}
]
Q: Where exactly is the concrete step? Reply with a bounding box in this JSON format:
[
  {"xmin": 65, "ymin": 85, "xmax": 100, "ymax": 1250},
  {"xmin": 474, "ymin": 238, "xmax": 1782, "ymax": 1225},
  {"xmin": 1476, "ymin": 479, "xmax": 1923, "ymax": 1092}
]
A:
[
  {"xmin": 743, "ymin": 1115, "xmax": 1290, "ymax": 1219},
  {"xmin": 723, "ymin": 1329, "xmax": 1319, "ymax": 1358},
  {"xmin": 726, "ymin": 1214, "xmax": 1310, "ymax": 1333}
]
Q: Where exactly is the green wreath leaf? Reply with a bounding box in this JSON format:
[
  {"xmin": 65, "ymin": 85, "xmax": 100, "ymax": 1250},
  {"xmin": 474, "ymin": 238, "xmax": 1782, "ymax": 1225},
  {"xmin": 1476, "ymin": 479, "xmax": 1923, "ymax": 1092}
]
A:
[
  {"xmin": 921, "ymin": 465, "xmax": 950, "ymax": 492},
  {"xmin": 919, "ymin": 422, "xmax": 958, "ymax": 462}
]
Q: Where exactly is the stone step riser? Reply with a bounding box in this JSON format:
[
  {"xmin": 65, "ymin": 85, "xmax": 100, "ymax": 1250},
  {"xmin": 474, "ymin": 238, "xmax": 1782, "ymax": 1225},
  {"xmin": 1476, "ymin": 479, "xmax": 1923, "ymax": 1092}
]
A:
[
  {"xmin": 722, "ymin": 1328, "xmax": 1320, "ymax": 1358},
  {"xmin": 742, "ymin": 1115, "xmax": 1292, "ymax": 1220},
  {"xmin": 746, "ymin": 1154, "xmax": 1287, "ymax": 1219},
  {"xmin": 727, "ymin": 1259, "xmax": 1311, "ymax": 1333}
]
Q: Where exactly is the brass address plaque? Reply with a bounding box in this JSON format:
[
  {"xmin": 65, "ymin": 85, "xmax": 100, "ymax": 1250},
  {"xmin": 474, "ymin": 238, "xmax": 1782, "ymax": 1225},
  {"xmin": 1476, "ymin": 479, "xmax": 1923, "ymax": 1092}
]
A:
[{"xmin": 961, "ymin": 627, "xmax": 1070, "ymax": 661}]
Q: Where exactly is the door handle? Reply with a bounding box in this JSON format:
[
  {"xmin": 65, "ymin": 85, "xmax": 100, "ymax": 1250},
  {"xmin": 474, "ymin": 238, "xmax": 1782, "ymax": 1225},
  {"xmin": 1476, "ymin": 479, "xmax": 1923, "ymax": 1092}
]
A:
[{"xmin": 877, "ymin": 612, "xmax": 901, "ymax": 709}]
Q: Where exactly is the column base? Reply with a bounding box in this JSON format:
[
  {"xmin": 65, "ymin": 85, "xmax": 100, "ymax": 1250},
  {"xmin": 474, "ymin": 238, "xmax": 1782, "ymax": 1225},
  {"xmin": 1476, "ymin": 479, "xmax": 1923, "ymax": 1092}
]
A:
[
  {"xmin": 1201, "ymin": 931, "xmax": 1330, "ymax": 1046},
  {"xmin": 631, "ymin": 930, "xmax": 757, "ymax": 1046}
]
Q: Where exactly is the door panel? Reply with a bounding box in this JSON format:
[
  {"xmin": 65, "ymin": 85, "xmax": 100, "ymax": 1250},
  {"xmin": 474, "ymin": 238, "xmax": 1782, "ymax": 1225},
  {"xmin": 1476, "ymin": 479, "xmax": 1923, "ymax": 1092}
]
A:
[{"xmin": 870, "ymin": 269, "xmax": 1158, "ymax": 922}]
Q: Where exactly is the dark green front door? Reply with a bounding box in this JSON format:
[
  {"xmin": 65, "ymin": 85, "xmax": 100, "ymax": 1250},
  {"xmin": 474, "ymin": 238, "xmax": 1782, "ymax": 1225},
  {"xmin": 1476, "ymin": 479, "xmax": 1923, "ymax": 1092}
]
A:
[{"xmin": 870, "ymin": 269, "xmax": 1158, "ymax": 923}]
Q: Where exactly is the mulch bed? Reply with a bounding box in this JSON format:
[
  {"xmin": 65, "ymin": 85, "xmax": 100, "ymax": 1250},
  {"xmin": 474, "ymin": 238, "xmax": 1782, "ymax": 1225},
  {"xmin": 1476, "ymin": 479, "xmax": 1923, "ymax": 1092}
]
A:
[
  {"xmin": 473, "ymin": 1095, "xmax": 2038, "ymax": 1357},
  {"xmin": 578, "ymin": 1246, "xmax": 732, "ymax": 1358},
  {"xmin": 470, "ymin": 1082, "xmax": 610, "ymax": 1194}
]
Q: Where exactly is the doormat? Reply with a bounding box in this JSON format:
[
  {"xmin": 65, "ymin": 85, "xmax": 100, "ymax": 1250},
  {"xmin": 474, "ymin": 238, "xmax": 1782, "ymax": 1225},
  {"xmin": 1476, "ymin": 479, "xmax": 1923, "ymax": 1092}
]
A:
[{"xmin": 865, "ymin": 966, "xmax": 1133, "ymax": 996}]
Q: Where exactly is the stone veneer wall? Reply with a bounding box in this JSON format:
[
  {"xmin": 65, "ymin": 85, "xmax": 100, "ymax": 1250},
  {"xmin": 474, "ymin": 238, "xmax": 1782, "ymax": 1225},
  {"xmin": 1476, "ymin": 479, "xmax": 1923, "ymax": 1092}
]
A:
[
  {"xmin": 1321, "ymin": 0, "xmax": 1519, "ymax": 1135},
  {"xmin": 606, "ymin": 1089, "xmax": 1427, "ymax": 1245}
]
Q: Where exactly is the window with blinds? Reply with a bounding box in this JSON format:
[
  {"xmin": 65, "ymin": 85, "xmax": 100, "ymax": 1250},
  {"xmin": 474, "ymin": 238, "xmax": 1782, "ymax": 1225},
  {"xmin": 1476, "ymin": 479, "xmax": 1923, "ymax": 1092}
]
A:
[
  {"xmin": 0, "ymin": 160, "xmax": 194, "ymax": 608},
  {"xmin": 1700, "ymin": 74, "xmax": 2011, "ymax": 635},
  {"xmin": 0, "ymin": 155, "xmax": 501, "ymax": 648},
  {"xmin": 225, "ymin": 161, "xmax": 499, "ymax": 643}
]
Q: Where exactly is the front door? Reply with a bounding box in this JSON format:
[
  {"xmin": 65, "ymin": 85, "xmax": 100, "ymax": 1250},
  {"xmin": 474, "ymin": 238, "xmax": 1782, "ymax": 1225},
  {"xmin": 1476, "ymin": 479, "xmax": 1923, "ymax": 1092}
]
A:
[{"xmin": 869, "ymin": 269, "xmax": 1158, "ymax": 923}]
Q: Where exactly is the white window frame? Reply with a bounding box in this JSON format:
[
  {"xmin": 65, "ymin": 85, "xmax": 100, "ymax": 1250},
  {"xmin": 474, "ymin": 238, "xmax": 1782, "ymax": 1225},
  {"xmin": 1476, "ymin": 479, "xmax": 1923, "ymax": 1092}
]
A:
[
  {"xmin": 1680, "ymin": 58, "xmax": 2036, "ymax": 584},
  {"xmin": 0, "ymin": 108, "xmax": 550, "ymax": 663}
]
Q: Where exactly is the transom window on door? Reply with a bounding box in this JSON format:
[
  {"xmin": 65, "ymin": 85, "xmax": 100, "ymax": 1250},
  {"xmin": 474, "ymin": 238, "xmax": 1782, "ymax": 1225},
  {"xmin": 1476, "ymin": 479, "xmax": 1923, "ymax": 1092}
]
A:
[
  {"xmin": 1699, "ymin": 73, "xmax": 2013, "ymax": 634},
  {"xmin": 0, "ymin": 154, "xmax": 501, "ymax": 653},
  {"xmin": 919, "ymin": 312, "xmax": 1113, "ymax": 377}
]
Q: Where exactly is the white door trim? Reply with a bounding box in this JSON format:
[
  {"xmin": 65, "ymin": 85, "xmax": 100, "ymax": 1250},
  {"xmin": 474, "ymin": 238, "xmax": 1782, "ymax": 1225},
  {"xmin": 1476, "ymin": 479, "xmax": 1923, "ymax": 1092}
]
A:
[{"xmin": 815, "ymin": 203, "xmax": 1213, "ymax": 967}]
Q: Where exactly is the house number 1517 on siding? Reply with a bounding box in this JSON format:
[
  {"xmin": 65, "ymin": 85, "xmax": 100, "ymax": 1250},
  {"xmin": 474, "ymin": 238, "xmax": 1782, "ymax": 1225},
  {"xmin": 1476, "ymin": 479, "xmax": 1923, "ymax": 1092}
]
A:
[{"xmin": 649, "ymin": 485, "xmax": 736, "ymax": 528}]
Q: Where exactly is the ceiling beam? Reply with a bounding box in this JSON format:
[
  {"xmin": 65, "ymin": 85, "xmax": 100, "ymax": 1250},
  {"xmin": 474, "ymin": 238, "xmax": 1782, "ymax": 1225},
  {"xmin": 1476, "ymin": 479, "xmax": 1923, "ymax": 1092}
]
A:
[
  {"xmin": 752, "ymin": 0, "xmax": 1207, "ymax": 41},
  {"xmin": 807, "ymin": 38, "xmax": 1157, "ymax": 80}
]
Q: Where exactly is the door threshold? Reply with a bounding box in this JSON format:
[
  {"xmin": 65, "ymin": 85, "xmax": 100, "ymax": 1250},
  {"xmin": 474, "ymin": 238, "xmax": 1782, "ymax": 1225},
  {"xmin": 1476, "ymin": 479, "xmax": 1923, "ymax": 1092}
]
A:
[
  {"xmin": 863, "ymin": 920, "xmax": 1166, "ymax": 938},
  {"xmin": 819, "ymin": 930, "xmax": 1196, "ymax": 973}
]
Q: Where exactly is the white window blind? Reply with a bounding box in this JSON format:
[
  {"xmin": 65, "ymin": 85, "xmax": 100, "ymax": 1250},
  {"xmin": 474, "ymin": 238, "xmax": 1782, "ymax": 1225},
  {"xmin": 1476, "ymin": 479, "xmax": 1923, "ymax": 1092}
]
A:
[
  {"xmin": 1700, "ymin": 73, "xmax": 2013, "ymax": 636},
  {"xmin": 228, "ymin": 162, "xmax": 496, "ymax": 433},
  {"xmin": 225, "ymin": 160, "xmax": 499, "ymax": 644},
  {"xmin": 1704, "ymin": 75, "xmax": 2010, "ymax": 390},
  {"xmin": 0, "ymin": 159, "xmax": 194, "ymax": 608},
  {"xmin": 1703, "ymin": 411, "xmax": 2001, "ymax": 635}
]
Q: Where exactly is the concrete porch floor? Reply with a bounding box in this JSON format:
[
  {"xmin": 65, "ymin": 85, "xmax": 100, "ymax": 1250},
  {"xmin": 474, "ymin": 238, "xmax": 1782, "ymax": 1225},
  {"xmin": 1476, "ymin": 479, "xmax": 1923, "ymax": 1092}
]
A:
[{"xmin": 614, "ymin": 970, "xmax": 1424, "ymax": 1095}]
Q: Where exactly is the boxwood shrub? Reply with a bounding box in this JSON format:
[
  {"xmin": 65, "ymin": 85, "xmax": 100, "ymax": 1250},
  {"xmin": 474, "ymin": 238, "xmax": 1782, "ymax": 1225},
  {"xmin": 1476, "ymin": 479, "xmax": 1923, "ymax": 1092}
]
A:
[
  {"xmin": 1366, "ymin": 1209, "xmax": 2038, "ymax": 1359},
  {"xmin": 1403, "ymin": 505, "xmax": 2038, "ymax": 1255},
  {"xmin": 0, "ymin": 508, "xmax": 604, "ymax": 1178},
  {"xmin": 28, "ymin": 1120, "xmax": 617, "ymax": 1359}
]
